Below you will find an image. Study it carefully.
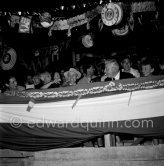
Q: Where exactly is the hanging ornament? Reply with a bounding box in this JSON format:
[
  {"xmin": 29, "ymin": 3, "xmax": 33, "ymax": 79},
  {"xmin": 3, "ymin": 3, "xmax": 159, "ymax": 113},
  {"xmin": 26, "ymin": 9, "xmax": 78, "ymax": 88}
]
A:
[
  {"xmin": 0, "ymin": 48, "xmax": 17, "ymax": 70},
  {"xmin": 48, "ymin": 29, "xmax": 52, "ymax": 37},
  {"xmin": 67, "ymin": 27, "xmax": 71, "ymax": 37},
  {"xmin": 128, "ymin": 13, "xmax": 135, "ymax": 31},
  {"xmin": 101, "ymin": 3, "xmax": 119, "ymax": 26},
  {"xmin": 40, "ymin": 12, "xmax": 53, "ymax": 28},
  {"xmin": 86, "ymin": 22, "xmax": 90, "ymax": 30},
  {"xmin": 82, "ymin": 34, "xmax": 93, "ymax": 48},
  {"xmin": 112, "ymin": 24, "xmax": 129, "ymax": 36},
  {"xmin": 114, "ymin": 3, "xmax": 123, "ymax": 25},
  {"xmin": 34, "ymin": 50, "xmax": 40, "ymax": 57},
  {"xmin": 98, "ymin": 19, "xmax": 104, "ymax": 31},
  {"xmin": 51, "ymin": 45, "xmax": 59, "ymax": 61}
]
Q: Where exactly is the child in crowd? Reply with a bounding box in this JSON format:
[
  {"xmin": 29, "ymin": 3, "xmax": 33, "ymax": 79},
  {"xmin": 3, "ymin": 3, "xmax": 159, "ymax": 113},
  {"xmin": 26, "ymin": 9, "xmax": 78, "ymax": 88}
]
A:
[{"xmin": 141, "ymin": 59, "xmax": 155, "ymax": 77}]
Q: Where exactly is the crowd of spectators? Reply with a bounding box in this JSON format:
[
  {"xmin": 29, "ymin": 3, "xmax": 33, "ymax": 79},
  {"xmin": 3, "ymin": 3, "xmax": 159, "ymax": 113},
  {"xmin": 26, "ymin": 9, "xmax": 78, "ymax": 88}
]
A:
[{"xmin": 0, "ymin": 49, "xmax": 164, "ymax": 94}]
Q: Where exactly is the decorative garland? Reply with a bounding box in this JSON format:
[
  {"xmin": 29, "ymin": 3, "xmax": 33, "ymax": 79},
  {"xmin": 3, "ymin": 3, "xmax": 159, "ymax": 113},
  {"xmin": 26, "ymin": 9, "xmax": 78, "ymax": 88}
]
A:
[
  {"xmin": 7, "ymin": 78, "xmax": 164, "ymax": 98},
  {"xmin": 9, "ymin": 1, "xmax": 156, "ymax": 33}
]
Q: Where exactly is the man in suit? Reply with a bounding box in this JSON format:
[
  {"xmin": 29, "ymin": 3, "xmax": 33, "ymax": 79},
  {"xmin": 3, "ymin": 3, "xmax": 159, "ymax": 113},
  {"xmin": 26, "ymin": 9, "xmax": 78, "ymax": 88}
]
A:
[
  {"xmin": 101, "ymin": 59, "xmax": 134, "ymax": 82},
  {"xmin": 101, "ymin": 58, "xmax": 134, "ymax": 146}
]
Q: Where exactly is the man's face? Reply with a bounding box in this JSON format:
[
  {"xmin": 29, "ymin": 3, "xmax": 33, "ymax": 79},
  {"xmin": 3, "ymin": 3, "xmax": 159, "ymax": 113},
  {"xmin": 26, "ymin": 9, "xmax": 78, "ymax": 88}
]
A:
[
  {"xmin": 141, "ymin": 64, "xmax": 154, "ymax": 77},
  {"xmin": 105, "ymin": 61, "xmax": 119, "ymax": 78},
  {"xmin": 122, "ymin": 58, "xmax": 131, "ymax": 72}
]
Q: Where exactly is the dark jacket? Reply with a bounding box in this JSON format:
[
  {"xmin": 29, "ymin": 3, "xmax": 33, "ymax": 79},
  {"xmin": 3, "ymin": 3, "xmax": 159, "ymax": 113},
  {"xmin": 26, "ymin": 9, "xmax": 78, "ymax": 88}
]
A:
[{"xmin": 104, "ymin": 71, "xmax": 134, "ymax": 81}]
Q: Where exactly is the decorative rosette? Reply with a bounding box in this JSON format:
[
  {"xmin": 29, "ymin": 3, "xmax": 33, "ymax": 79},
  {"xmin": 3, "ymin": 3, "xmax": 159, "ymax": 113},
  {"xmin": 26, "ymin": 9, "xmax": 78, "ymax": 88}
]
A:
[
  {"xmin": 82, "ymin": 34, "xmax": 93, "ymax": 48},
  {"xmin": 0, "ymin": 48, "xmax": 17, "ymax": 70},
  {"xmin": 112, "ymin": 24, "xmax": 129, "ymax": 36},
  {"xmin": 101, "ymin": 3, "xmax": 122, "ymax": 26}
]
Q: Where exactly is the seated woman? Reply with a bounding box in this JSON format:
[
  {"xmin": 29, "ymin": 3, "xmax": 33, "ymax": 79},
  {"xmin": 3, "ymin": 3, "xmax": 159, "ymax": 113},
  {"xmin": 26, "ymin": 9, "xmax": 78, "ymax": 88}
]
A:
[
  {"xmin": 78, "ymin": 64, "xmax": 100, "ymax": 84},
  {"xmin": 4, "ymin": 76, "xmax": 25, "ymax": 95},
  {"xmin": 64, "ymin": 68, "xmax": 81, "ymax": 86},
  {"xmin": 33, "ymin": 74, "xmax": 42, "ymax": 89}
]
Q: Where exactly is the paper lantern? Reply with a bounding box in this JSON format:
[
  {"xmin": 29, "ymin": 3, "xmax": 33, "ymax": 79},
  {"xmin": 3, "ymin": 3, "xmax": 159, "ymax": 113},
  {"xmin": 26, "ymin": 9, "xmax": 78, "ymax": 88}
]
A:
[
  {"xmin": 0, "ymin": 48, "xmax": 17, "ymax": 70},
  {"xmin": 40, "ymin": 12, "xmax": 53, "ymax": 28},
  {"xmin": 112, "ymin": 24, "xmax": 129, "ymax": 36},
  {"xmin": 82, "ymin": 34, "xmax": 93, "ymax": 48},
  {"xmin": 101, "ymin": 3, "xmax": 119, "ymax": 26}
]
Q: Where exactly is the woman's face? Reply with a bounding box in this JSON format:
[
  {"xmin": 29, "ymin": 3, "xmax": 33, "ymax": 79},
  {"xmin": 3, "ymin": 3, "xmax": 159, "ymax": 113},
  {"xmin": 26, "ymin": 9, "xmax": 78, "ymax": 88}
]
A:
[
  {"xmin": 68, "ymin": 72, "xmax": 77, "ymax": 85},
  {"xmin": 53, "ymin": 72, "xmax": 60, "ymax": 80},
  {"xmin": 9, "ymin": 77, "xmax": 17, "ymax": 90}
]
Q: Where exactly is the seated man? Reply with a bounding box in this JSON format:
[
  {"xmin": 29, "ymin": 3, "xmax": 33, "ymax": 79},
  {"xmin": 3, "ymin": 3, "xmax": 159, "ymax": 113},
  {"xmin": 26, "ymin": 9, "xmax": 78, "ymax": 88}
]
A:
[
  {"xmin": 101, "ymin": 59, "xmax": 134, "ymax": 146},
  {"xmin": 101, "ymin": 59, "xmax": 134, "ymax": 82}
]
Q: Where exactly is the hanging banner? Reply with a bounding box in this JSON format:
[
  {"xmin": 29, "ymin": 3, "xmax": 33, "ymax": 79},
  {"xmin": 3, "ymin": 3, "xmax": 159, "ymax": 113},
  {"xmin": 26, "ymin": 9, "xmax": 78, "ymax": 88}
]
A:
[{"xmin": 19, "ymin": 17, "xmax": 31, "ymax": 33}]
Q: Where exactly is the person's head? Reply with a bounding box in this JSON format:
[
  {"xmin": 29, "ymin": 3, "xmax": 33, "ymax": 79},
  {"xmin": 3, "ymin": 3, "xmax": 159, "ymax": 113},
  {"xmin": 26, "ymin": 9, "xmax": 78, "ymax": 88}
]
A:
[
  {"xmin": 53, "ymin": 72, "xmax": 61, "ymax": 80},
  {"xmin": 26, "ymin": 75, "xmax": 34, "ymax": 84},
  {"xmin": 33, "ymin": 74, "xmax": 41, "ymax": 85},
  {"xmin": 121, "ymin": 57, "xmax": 132, "ymax": 72},
  {"xmin": 83, "ymin": 64, "xmax": 95, "ymax": 77},
  {"xmin": 159, "ymin": 58, "xmax": 164, "ymax": 71},
  {"xmin": 40, "ymin": 71, "xmax": 52, "ymax": 84},
  {"xmin": 8, "ymin": 76, "xmax": 17, "ymax": 90},
  {"xmin": 64, "ymin": 68, "xmax": 81, "ymax": 85},
  {"xmin": 104, "ymin": 59, "xmax": 120, "ymax": 78},
  {"xmin": 141, "ymin": 60, "xmax": 154, "ymax": 77}
]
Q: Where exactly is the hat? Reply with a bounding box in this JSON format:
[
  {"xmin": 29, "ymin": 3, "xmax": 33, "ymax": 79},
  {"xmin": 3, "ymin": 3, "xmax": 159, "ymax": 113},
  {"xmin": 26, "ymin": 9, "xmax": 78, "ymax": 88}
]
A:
[{"xmin": 64, "ymin": 68, "xmax": 81, "ymax": 80}]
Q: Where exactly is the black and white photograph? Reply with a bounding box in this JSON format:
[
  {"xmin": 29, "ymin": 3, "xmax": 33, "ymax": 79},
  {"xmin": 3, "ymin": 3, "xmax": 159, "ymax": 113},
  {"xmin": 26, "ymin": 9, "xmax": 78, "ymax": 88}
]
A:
[{"xmin": 0, "ymin": 0, "xmax": 164, "ymax": 165}]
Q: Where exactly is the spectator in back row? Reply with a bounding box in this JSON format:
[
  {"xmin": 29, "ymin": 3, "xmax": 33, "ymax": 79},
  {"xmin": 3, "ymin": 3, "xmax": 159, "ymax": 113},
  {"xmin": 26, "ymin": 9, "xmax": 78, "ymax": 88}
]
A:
[
  {"xmin": 78, "ymin": 64, "xmax": 100, "ymax": 84},
  {"xmin": 121, "ymin": 56, "xmax": 140, "ymax": 78},
  {"xmin": 140, "ymin": 59, "xmax": 155, "ymax": 77}
]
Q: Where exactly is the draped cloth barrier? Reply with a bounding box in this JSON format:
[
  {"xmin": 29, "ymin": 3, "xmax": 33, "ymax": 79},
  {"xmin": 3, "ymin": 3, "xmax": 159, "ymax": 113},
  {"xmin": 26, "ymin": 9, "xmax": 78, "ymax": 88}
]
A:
[{"xmin": 0, "ymin": 75, "xmax": 164, "ymax": 151}]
